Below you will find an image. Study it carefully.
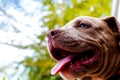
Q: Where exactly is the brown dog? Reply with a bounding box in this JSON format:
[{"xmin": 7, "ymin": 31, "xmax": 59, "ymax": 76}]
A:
[{"xmin": 47, "ymin": 16, "xmax": 120, "ymax": 80}]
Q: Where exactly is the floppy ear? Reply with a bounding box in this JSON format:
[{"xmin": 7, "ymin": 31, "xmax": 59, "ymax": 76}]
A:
[
  {"xmin": 103, "ymin": 16, "xmax": 120, "ymax": 48},
  {"xmin": 103, "ymin": 16, "xmax": 120, "ymax": 47},
  {"xmin": 103, "ymin": 16, "xmax": 120, "ymax": 33}
]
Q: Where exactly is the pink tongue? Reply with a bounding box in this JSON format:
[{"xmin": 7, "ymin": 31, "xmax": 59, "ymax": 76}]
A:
[{"xmin": 51, "ymin": 55, "xmax": 75, "ymax": 75}]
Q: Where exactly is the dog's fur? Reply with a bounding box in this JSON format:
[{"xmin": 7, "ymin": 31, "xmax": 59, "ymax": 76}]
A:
[{"xmin": 47, "ymin": 16, "xmax": 120, "ymax": 80}]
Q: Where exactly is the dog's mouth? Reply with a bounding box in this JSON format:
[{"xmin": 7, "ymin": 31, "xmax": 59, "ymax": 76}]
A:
[{"xmin": 50, "ymin": 47, "xmax": 99, "ymax": 75}]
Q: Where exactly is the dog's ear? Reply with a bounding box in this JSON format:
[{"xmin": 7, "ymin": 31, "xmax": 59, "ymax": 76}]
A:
[
  {"xmin": 103, "ymin": 16, "xmax": 120, "ymax": 47},
  {"xmin": 103, "ymin": 16, "xmax": 120, "ymax": 33}
]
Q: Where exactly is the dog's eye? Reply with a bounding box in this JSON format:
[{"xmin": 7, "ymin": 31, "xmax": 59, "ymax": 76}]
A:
[{"xmin": 78, "ymin": 23, "xmax": 90, "ymax": 28}]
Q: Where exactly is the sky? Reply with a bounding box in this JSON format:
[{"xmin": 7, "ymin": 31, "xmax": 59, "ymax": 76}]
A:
[
  {"xmin": 0, "ymin": 44, "xmax": 33, "ymax": 66},
  {"xmin": 0, "ymin": 0, "xmax": 41, "ymax": 64},
  {"xmin": 0, "ymin": 44, "xmax": 32, "ymax": 80},
  {"xmin": 0, "ymin": 0, "xmax": 43, "ymax": 45},
  {"xmin": 0, "ymin": 0, "xmax": 43, "ymax": 79}
]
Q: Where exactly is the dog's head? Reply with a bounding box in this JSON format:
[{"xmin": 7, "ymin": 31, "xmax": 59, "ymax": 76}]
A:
[{"xmin": 47, "ymin": 16, "xmax": 120, "ymax": 80}]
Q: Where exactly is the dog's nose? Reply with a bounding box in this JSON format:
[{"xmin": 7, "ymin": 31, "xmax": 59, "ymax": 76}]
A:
[{"xmin": 47, "ymin": 29, "xmax": 62, "ymax": 39}]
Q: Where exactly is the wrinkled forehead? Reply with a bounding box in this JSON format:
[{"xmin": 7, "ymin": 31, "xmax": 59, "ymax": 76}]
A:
[{"xmin": 62, "ymin": 16, "xmax": 104, "ymax": 28}]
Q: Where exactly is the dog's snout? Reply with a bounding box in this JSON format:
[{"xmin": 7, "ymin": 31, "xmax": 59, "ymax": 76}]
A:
[
  {"xmin": 47, "ymin": 29, "xmax": 62, "ymax": 39},
  {"xmin": 50, "ymin": 30, "xmax": 59, "ymax": 36}
]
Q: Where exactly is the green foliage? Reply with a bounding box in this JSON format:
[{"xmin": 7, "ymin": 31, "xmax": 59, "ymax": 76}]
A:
[
  {"xmin": 18, "ymin": 0, "xmax": 112, "ymax": 80},
  {"xmin": 2, "ymin": 76, "xmax": 6, "ymax": 80},
  {"xmin": 44, "ymin": 0, "xmax": 112, "ymax": 29}
]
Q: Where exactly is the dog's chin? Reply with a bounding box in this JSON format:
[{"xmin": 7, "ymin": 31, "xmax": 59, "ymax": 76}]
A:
[{"xmin": 48, "ymin": 43, "xmax": 100, "ymax": 77}]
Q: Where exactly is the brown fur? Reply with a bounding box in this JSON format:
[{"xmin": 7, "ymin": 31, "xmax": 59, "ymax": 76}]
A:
[{"xmin": 47, "ymin": 16, "xmax": 120, "ymax": 80}]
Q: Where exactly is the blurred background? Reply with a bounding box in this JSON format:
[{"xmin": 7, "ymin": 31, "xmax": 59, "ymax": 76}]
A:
[{"xmin": 0, "ymin": 0, "xmax": 119, "ymax": 80}]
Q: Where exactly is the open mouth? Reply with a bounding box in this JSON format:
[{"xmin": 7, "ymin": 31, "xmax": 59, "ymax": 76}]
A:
[{"xmin": 49, "ymin": 47, "xmax": 99, "ymax": 75}]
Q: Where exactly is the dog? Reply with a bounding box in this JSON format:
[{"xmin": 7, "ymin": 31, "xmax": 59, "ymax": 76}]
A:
[{"xmin": 47, "ymin": 16, "xmax": 120, "ymax": 80}]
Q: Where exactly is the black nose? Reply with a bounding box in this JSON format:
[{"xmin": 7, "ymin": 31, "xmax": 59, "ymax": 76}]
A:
[{"xmin": 47, "ymin": 29, "xmax": 62, "ymax": 39}]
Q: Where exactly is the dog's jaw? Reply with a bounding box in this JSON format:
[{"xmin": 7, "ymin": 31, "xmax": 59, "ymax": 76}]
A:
[{"xmin": 50, "ymin": 47, "xmax": 100, "ymax": 75}]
